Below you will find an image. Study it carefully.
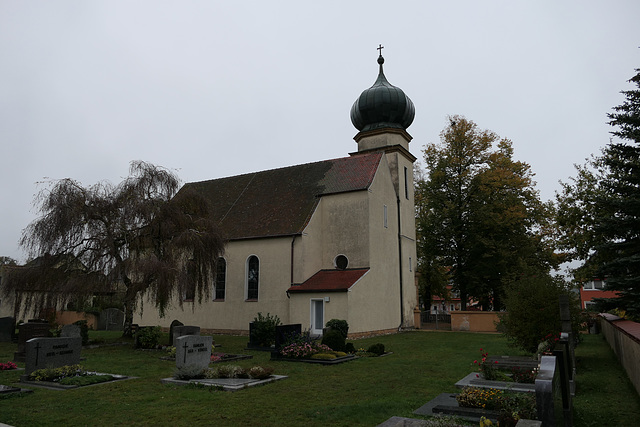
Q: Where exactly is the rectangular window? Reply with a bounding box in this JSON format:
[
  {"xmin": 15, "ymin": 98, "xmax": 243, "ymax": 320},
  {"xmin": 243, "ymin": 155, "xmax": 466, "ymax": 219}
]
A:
[
  {"xmin": 409, "ymin": 256, "xmax": 412, "ymax": 272},
  {"xmin": 214, "ymin": 258, "xmax": 226, "ymax": 300},
  {"xmin": 383, "ymin": 204, "xmax": 388, "ymax": 228},
  {"xmin": 404, "ymin": 167, "xmax": 409, "ymax": 199}
]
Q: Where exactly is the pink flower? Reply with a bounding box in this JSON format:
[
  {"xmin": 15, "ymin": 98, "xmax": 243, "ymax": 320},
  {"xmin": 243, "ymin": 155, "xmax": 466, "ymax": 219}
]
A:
[{"xmin": 473, "ymin": 360, "xmax": 478, "ymax": 364}]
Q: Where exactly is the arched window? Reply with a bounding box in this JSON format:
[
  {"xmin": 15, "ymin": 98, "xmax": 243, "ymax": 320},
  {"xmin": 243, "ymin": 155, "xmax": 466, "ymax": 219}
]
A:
[
  {"xmin": 246, "ymin": 255, "xmax": 259, "ymax": 300},
  {"xmin": 214, "ymin": 258, "xmax": 226, "ymax": 301}
]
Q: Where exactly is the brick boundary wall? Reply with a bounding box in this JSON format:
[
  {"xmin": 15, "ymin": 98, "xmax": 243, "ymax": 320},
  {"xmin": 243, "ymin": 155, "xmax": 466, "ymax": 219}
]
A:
[
  {"xmin": 450, "ymin": 311, "xmax": 501, "ymax": 333},
  {"xmin": 599, "ymin": 313, "xmax": 640, "ymax": 397}
]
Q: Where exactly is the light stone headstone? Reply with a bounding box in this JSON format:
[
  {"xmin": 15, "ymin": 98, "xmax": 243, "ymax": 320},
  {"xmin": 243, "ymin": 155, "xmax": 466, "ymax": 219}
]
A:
[
  {"xmin": 172, "ymin": 325, "xmax": 200, "ymax": 347},
  {"xmin": 60, "ymin": 324, "xmax": 81, "ymax": 339},
  {"xmin": 175, "ymin": 335, "xmax": 212, "ymax": 371},
  {"xmin": 25, "ymin": 337, "xmax": 82, "ymax": 375},
  {"xmin": 0, "ymin": 317, "xmax": 14, "ymax": 342}
]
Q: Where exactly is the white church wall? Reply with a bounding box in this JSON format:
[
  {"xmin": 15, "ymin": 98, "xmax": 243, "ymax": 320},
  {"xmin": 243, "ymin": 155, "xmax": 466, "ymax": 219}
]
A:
[{"xmin": 135, "ymin": 236, "xmax": 294, "ymax": 331}]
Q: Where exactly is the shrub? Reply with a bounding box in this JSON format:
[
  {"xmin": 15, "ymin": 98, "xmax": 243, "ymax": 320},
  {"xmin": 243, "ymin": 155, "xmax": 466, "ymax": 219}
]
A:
[
  {"xmin": 28, "ymin": 364, "xmax": 85, "ymax": 382},
  {"xmin": 0, "ymin": 361, "xmax": 17, "ymax": 371},
  {"xmin": 73, "ymin": 320, "xmax": 90, "ymax": 345},
  {"xmin": 321, "ymin": 329, "xmax": 345, "ymax": 352},
  {"xmin": 212, "ymin": 364, "xmax": 247, "ymax": 379},
  {"xmin": 247, "ymin": 365, "xmax": 274, "ymax": 380},
  {"xmin": 136, "ymin": 326, "xmax": 162, "ymax": 349},
  {"xmin": 174, "ymin": 364, "xmax": 206, "ymax": 380},
  {"xmin": 367, "ymin": 343, "xmax": 385, "ymax": 356},
  {"xmin": 498, "ymin": 274, "xmax": 581, "ymax": 353},
  {"xmin": 325, "ymin": 319, "xmax": 349, "ymax": 339},
  {"xmin": 251, "ymin": 312, "xmax": 281, "ymax": 347},
  {"xmin": 344, "ymin": 342, "xmax": 356, "ymax": 354},
  {"xmin": 280, "ymin": 341, "xmax": 332, "ymax": 359}
]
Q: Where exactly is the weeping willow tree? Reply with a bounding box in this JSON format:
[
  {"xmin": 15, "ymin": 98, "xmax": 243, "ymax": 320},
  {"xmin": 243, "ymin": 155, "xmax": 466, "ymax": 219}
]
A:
[{"xmin": 2, "ymin": 161, "xmax": 225, "ymax": 335}]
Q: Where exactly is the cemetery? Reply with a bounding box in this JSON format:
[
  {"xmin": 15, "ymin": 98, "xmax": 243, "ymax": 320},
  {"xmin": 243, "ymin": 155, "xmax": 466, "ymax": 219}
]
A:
[{"xmin": 0, "ymin": 314, "xmax": 639, "ymax": 425}]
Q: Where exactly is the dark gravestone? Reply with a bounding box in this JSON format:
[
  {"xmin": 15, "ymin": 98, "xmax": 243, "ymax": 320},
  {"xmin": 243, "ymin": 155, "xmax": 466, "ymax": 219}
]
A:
[
  {"xmin": 558, "ymin": 332, "xmax": 576, "ymax": 396},
  {"xmin": 559, "ymin": 294, "xmax": 572, "ymax": 334},
  {"xmin": 169, "ymin": 320, "xmax": 184, "ymax": 346},
  {"xmin": 552, "ymin": 342, "xmax": 574, "ymax": 425},
  {"xmin": 275, "ymin": 324, "xmax": 302, "ymax": 352},
  {"xmin": 172, "ymin": 325, "xmax": 200, "ymax": 347},
  {"xmin": 99, "ymin": 308, "xmax": 125, "ymax": 331},
  {"xmin": 535, "ymin": 355, "xmax": 566, "ymax": 427},
  {"xmin": 175, "ymin": 335, "xmax": 212, "ymax": 371},
  {"xmin": 24, "ymin": 337, "xmax": 82, "ymax": 375},
  {"xmin": 0, "ymin": 316, "xmax": 15, "ymax": 342},
  {"xmin": 60, "ymin": 324, "xmax": 81, "ymax": 339},
  {"xmin": 14, "ymin": 320, "xmax": 52, "ymax": 362}
]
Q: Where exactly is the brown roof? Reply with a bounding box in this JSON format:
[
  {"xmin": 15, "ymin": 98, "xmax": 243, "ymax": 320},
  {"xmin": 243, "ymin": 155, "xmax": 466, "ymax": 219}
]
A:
[
  {"xmin": 287, "ymin": 268, "xmax": 369, "ymax": 293},
  {"xmin": 183, "ymin": 152, "xmax": 382, "ymax": 240}
]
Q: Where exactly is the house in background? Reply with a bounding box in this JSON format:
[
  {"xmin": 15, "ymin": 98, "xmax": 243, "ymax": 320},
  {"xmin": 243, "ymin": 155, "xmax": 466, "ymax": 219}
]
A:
[
  {"xmin": 135, "ymin": 52, "xmax": 419, "ymax": 336},
  {"xmin": 430, "ymin": 285, "xmax": 463, "ymax": 314},
  {"xmin": 579, "ymin": 279, "xmax": 619, "ymax": 310}
]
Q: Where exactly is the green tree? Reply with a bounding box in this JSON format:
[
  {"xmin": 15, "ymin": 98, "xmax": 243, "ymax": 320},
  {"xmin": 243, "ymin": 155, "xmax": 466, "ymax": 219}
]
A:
[
  {"xmin": 556, "ymin": 69, "xmax": 640, "ymax": 319},
  {"xmin": 1, "ymin": 161, "xmax": 225, "ymax": 335},
  {"xmin": 416, "ymin": 116, "xmax": 556, "ymax": 310}
]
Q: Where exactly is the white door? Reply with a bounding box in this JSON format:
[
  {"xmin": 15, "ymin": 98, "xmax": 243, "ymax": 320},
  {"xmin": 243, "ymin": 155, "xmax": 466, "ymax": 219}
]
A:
[{"xmin": 310, "ymin": 299, "xmax": 324, "ymax": 336}]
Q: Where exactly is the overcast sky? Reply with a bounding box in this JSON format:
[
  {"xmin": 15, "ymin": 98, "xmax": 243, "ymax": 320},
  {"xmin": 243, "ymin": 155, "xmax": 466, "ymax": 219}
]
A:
[{"xmin": 1, "ymin": 1, "xmax": 639, "ymax": 263}]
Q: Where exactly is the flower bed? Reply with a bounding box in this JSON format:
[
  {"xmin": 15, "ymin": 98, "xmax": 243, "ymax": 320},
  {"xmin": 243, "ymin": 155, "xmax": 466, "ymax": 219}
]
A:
[
  {"xmin": 0, "ymin": 361, "xmax": 18, "ymax": 371},
  {"xmin": 456, "ymin": 386, "xmax": 536, "ymax": 425},
  {"xmin": 19, "ymin": 364, "xmax": 131, "ymax": 390}
]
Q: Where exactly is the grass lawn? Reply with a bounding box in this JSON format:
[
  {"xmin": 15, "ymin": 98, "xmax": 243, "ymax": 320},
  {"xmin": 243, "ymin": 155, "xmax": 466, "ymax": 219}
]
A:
[{"xmin": 0, "ymin": 330, "xmax": 638, "ymax": 426}]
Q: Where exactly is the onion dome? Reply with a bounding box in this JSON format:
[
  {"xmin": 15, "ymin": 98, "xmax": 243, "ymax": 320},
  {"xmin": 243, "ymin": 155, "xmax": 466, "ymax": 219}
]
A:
[{"xmin": 350, "ymin": 53, "xmax": 415, "ymax": 132}]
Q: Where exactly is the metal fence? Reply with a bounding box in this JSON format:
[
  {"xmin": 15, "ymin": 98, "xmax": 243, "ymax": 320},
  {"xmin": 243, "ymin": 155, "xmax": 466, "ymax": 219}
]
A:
[{"xmin": 420, "ymin": 312, "xmax": 452, "ymax": 330}]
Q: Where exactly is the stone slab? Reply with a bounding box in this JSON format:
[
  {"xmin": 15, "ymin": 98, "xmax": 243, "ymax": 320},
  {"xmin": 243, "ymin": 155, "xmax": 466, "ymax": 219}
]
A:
[
  {"xmin": 376, "ymin": 416, "xmax": 430, "ymax": 427},
  {"xmin": 19, "ymin": 373, "xmax": 133, "ymax": 390},
  {"xmin": 161, "ymin": 374, "xmax": 287, "ymax": 392},
  {"xmin": 455, "ymin": 372, "xmax": 535, "ymax": 393},
  {"xmin": 271, "ymin": 354, "xmax": 357, "ymax": 364},
  {"xmin": 25, "ymin": 337, "xmax": 82, "ymax": 375}
]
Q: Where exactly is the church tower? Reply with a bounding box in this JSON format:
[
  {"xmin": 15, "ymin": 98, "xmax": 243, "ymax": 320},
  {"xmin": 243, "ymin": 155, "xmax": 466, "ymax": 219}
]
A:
[{"xmin": 350, "ymin": 47, "xmax": 417, "ymax": 328}]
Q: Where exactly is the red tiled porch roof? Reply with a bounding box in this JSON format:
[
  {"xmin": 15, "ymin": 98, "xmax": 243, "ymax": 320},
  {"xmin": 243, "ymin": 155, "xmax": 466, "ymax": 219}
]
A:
[{"xmin": 287, "ymin": 268, "xmax": 369, "ymax": 293}]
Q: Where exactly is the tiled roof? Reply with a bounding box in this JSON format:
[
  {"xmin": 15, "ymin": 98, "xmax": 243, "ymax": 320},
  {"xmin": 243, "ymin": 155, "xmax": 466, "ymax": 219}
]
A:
[
  {"xmin": 182, "ymin": 152, "xmax": 382, "ymax": 240},
  {"xmin": 287, "ymin": 268, "xmax": 369, "ymax": 293}
]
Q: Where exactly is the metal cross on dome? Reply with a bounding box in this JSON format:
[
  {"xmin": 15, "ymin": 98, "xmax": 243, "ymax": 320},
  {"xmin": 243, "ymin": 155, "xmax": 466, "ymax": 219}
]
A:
[{"xmin": 377, "ymin": 44, "xmax": 384, "ymax": 56}]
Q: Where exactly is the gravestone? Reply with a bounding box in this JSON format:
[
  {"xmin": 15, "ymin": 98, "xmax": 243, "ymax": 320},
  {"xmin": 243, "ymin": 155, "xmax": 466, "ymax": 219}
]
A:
[
  {"xmin": 98, "ymin": 308, "xmax": 125, "ymax": 331},
  {"xmin": 169, "ymin": 320, "xmax": 184, "ymax": 346},
  {"xmin": 558, "ymin": 332, "xmax": 576, "ymax": 396},
  {"xmin": 172, "ymin": 325, "xmax": 200, "ymax": 347},
  {"xmin": 14, "ymin": 320, "xmax": 52, "ymax": 362},
  {"xmin": 535, "ymin": 355, "xmax": 568, "ymax": 427},
  {"xmin": 175, "ymin": 335, "xmax": 212, "ymax": 371},
  {"xmin": 275, "ymin": 324, "xmax": 302, "ymax": 352},
  {"xmin": 552, "ymin": 341, "xmax": 574, "ymax": 425},
  {"xmin": 0, "ymin": 316, "xmax": 15, "ymax": 342},
  {"xmin": 60, "ymin": 324, "xmax": 82, "ymax": 339},
  {"xmin": 24, "ymin": 337, "xmax": 82, "ymax": 375}
]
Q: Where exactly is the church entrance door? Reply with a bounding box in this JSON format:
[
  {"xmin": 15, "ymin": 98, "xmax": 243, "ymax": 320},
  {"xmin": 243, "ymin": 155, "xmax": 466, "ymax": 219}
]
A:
[{"xmin": 310, "ymin": 299, "xmax": 324, "ymax": 336}]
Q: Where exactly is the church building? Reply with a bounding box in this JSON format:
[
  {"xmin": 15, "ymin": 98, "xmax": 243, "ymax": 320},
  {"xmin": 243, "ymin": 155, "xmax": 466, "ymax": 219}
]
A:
[{"xmin": 135, "ymin": 51, "xmax": 419, "ymax": 337}]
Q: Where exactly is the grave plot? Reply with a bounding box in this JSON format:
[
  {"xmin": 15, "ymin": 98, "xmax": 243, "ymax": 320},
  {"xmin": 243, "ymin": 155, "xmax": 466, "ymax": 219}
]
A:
[
  {"xmin": 17, "ymin": 336, "xmax": 134, "ymax": 390},
  {"xmin": 162, "ymin": 335, "xmax": 286, "ymax": 391}
]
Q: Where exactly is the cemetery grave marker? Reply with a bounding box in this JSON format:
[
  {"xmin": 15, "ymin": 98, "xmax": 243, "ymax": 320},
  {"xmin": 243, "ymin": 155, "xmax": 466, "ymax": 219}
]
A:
[
  {"xmin": 14, "ymin": 320, "xmax": 52, "ymax": 362},
  {"xmin": 175, "ymin": 335, "xmax": 212, "ymax": 371},
  {"xmin": 172, "ymin": 325, "xmax": 200, "ymax": 347},
  {"xmin": 24, "ymin": 336, "xmax": 82, "ymax": 375},
  {"xmin": 0, "ymin": 316, "xmax": 14, "ymax": 342}
]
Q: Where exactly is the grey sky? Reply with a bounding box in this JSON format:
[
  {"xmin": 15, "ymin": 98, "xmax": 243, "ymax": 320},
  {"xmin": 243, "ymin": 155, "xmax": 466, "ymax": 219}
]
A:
[{"xmin": 1, "ymin": 1, "xmax": 639, "ymax": 262}]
